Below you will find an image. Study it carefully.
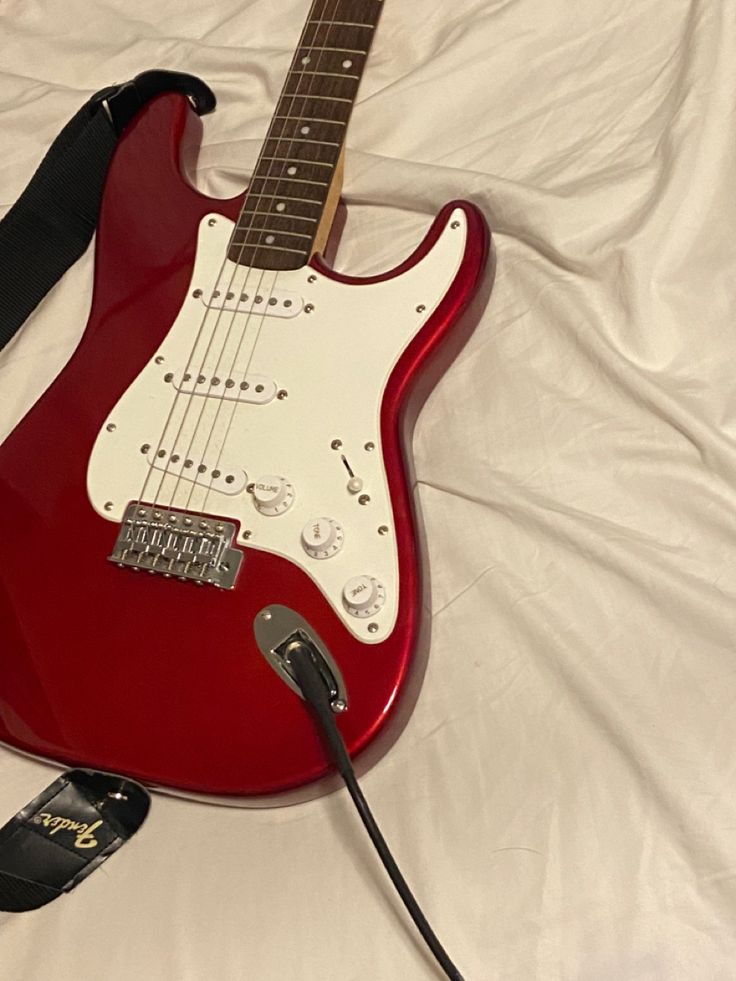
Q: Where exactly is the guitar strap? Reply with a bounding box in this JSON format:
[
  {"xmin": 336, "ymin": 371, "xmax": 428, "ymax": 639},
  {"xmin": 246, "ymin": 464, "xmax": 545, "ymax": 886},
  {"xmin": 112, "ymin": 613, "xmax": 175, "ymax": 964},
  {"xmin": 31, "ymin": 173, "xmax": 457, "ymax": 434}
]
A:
[{"xmin": 0, "ymin": 69, "xmax": 216, "ymax": 352}]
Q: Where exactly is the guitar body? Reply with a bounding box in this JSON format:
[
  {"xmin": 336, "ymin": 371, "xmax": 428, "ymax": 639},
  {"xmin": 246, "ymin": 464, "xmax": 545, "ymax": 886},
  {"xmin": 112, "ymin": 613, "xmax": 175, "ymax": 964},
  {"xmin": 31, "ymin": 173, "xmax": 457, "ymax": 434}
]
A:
[{"xmin": 0, "ymin": 94, "xmax": 491, "ymax": 802}]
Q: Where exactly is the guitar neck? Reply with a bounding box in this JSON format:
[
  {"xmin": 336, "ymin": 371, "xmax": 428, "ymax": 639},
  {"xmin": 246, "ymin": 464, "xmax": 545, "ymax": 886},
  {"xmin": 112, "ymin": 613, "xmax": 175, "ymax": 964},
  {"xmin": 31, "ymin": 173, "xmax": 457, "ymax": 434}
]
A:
[{"xmin": 229, "ymin": 0, "xmax": 384, "ymax": 270}]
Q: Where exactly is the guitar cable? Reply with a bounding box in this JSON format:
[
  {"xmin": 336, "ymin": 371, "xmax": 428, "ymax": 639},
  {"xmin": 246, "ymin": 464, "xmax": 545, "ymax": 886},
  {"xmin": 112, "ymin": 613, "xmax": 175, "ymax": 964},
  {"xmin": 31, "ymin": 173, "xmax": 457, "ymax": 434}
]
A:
[{"xmin": 284, "ymin": 640, "xmax": 466, "ymax": 981}]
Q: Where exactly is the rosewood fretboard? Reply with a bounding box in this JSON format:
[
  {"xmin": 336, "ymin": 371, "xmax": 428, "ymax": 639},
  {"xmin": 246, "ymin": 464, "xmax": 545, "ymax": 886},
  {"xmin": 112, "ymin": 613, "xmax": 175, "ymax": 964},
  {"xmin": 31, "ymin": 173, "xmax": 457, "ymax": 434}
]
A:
[{"xmin": 228, "ymin": 0, "xmax": 384, "ymax": 270}]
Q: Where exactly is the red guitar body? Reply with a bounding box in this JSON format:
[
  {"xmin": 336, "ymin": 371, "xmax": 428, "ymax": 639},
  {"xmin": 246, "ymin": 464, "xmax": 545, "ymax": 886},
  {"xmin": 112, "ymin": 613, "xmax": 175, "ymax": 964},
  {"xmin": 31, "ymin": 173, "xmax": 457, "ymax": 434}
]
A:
[{"xmin": 0, "ymin": 95, "xmax": 491, "ymax": 802}]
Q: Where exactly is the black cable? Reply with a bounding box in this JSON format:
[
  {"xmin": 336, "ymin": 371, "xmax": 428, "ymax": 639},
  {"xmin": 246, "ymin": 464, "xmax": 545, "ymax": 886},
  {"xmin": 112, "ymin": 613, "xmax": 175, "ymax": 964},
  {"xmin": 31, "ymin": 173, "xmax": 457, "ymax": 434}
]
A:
[{"xmin": 285, "ymin": 640, "xmax": 466, "ymax": 981}]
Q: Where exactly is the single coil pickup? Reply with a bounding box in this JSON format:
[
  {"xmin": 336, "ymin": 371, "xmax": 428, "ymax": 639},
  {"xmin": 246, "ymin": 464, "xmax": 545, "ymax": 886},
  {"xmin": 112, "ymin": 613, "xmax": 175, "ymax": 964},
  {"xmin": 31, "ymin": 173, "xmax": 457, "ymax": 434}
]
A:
[
  {"xmin": 165, "ymin": 371, "xmax": 276, "ymax": 405},
  {"xmin": 195, "ymin": 285, "xmax": 302, "ymax": 318},
  {"xmin": 144, "ymin": 445, "xmax": 247, "ymax": 496},
  {"xmin": 108, "ymin": 504, "xmax": 243, "ymax": 589}
]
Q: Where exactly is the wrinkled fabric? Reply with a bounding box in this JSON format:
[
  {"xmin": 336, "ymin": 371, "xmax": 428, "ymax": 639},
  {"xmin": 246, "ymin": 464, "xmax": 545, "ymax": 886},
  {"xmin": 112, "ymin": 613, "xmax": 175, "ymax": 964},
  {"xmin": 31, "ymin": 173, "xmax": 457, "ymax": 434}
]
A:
[{"xmin": 1, "ymin": 1, "xmax": 735, "ymax": 978}]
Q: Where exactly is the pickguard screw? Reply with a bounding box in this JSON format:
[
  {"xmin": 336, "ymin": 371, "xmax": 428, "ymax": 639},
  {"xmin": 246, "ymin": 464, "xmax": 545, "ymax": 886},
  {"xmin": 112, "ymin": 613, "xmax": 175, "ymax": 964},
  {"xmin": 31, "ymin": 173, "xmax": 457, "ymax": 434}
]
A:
[
  {"xmin": 104, "ymin": 501, "xmax": 114, "ymax": 512},
  {"xmin": 277, "ymin": 389, "xmax": 288, "ymax": 400},
  {"xmin": 308, "ymin": 274, "xmax": 317, "ymax": 284},
  {"xmin": 242, "ymin": 530, "xmax": 252, "ymax": 540},
  {"xmin": 332, "ymin": 699, "xmax": 347, "ymax": 714},
  {"xmin": 208, "ymin": 218, "xmax": 217, "ymax": 226},
  {"xmin": 364, "ymin": 441, "xmax": 375, "ymax": 451},
  {"xmin": 155, "ymin": 355, "xmax": 165, "ymax": 364},
  {"xmin": 305, "ymin": 303, "xmax": 314, "ymax": 313},
  {"xmin": 451, "ymin": 220, "xmax": 460, "ymax": 229},
  {"xmin": 261, "ymin": 609, "xmax": 272, "ymax": 620},
  {"xmin": 359, "ymin": 494, "xmax": 370, "ymax": 505},
  {"xmin": 106, "ymin": 423, "xmax": 116, "ymax": 432},
  {"xmin": 378, "ymin": 525, "xmax": 389, "ymax": 536},
  {"xmin": 331, "ymin": 439, "xmax": 342, "ymax": 449},
  {"xmin": 367, "ymin": 623, "xmax": 379, "ymax": 634},
  {"xmin": 193, "ymin": 289, "xmax": 203, "ymax": 298},
  {"xmin": 416, "ymin": 304, "xmax": 426, "ymax": 313}
]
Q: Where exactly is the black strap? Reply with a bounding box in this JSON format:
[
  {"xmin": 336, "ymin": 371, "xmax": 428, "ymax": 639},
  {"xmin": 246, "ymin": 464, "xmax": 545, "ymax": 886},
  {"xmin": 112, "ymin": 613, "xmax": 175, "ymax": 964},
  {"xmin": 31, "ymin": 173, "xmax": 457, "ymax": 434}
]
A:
[{"xmin": 0, "ymin": 69, "xmax": 215, "ymax": 352}]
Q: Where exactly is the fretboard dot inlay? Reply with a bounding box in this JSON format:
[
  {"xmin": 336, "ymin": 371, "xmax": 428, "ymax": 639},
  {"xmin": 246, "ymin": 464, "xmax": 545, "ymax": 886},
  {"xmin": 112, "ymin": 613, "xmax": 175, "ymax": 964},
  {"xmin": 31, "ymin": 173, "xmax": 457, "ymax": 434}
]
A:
[
  {"xmin": 343, "ymin": 59, "xmax": 353, "ymax": 68},
  {"xmin": 287, "ymin": 166, "xmax": 297, "ymax": 175},
  {"xmin": 276, "ymin": 202, "xmax": 286, "ymax": 212},
  {"xmin": 301, "ymin": 55, "xmax": 311, "ymax": 65},
  {"xmin": 300, "ymin": 125, "xmax": 310, "ymax": 134},
  {"xmin": 265, "ymin": 235, "xmax": 276, "ymax": 244}
]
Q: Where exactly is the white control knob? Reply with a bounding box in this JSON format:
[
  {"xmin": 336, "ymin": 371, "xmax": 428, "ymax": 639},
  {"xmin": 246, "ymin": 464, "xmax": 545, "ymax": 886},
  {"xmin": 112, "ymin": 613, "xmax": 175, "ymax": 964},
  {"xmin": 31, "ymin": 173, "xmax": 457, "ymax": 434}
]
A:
[
  {"xmin": 301, "ymin": 517, "xmax": 344, "ymax": 559},
  {"xmin": 342, "ymin": 575, "xmax": 386, "ymax": 618},
  {"xmin": 252, "ymin": 475, "xmax": 295, "ymax": 516}
]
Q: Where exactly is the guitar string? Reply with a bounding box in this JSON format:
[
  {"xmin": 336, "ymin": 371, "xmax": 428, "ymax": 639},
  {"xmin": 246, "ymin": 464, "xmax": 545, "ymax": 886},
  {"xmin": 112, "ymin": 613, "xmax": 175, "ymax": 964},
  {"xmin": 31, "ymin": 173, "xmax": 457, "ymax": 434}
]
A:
[
  {"xmin": 195, "ymin": 0, "xmax": 351, "ymax": 520},
  {"xmin": 173, "ymin": 0, "xmax": 342, "ymax": 520},
  {"xmin": 132, "ymin": 0, "xmax": 332, "ymax": 520}
]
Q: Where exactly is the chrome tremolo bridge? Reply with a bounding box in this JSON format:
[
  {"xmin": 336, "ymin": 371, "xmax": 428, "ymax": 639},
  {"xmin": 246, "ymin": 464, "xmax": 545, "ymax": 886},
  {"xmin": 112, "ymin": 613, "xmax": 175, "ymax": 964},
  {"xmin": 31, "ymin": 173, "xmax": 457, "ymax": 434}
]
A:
[{"xmin": 108, "ymin": 503, "xmax": 243, "ymax": 588}]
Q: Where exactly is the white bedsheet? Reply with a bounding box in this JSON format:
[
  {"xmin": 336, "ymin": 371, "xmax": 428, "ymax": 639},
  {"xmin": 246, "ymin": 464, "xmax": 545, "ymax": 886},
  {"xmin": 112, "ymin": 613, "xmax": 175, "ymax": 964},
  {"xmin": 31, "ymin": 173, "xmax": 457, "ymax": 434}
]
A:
[{"xmin": 2, "ymin": 1, "xmax": 736, "ymax": 978}]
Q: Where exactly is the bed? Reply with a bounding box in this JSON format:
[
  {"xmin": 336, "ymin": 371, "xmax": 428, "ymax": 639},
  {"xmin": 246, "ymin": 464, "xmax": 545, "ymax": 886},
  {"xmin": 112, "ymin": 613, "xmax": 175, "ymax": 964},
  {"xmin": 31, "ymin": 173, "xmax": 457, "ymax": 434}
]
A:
[{"xmin": 1, "ymin": 0, "xmax": 735, "ymax": 977}]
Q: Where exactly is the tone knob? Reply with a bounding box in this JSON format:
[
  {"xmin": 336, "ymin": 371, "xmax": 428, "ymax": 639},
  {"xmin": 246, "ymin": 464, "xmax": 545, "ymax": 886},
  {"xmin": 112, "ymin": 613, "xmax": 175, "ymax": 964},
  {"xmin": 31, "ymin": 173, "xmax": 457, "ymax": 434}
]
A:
[
  {"xmin": 301, "ymin": 517, "xmax": 344, "ymax": 559},
  {"xmin": 342, "ymin": 575, "xmax": 386, "ymax": 618},
  {"xmin": 252, "ymin": 475, "xmax": 295, "ymax": 516}
]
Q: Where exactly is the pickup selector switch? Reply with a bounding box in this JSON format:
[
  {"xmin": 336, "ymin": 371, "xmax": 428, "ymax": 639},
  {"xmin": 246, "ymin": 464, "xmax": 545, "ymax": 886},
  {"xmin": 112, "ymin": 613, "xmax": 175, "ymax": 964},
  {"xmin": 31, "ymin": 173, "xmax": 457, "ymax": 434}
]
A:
[
  {"xmin": 301, "ymin": 517, "xmax": 344, "ymax": 559},
  {"xmin": 342, "ymin": 575, "xmax": 386, "ymax": 618},
  {"xmin": 253, "ymin": 475, "xmax": 295, "ymax": 516}
]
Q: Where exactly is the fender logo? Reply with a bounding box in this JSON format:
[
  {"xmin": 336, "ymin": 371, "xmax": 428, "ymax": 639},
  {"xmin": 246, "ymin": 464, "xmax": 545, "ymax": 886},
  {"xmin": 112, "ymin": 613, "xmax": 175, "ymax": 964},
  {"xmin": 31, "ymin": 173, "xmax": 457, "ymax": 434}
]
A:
[{"xmin": 32, "ymin": 813, "xmax": 104, "ymax": 849}]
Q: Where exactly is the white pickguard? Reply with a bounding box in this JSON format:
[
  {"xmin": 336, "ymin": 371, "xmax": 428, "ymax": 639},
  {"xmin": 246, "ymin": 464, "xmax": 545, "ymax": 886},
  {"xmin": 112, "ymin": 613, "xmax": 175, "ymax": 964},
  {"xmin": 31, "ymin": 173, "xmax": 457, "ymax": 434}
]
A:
[{"xmin": 87, "ymin": 208, "xmax": 467, "ymax": 642}]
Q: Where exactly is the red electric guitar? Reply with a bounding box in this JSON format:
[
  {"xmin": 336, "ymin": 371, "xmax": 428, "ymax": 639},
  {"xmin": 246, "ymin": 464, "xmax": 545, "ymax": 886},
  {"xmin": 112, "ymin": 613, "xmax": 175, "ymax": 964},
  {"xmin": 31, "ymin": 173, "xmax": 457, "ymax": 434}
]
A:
[{"xmin": 0, "ymin": 0, "xmax": 491, "ymax": 802}]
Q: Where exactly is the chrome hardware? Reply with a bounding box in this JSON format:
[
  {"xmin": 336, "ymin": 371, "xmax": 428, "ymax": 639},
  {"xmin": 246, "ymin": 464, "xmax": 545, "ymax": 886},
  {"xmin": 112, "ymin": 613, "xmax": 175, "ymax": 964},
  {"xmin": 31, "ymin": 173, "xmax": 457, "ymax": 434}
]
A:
[
  {"xmin": 254, "ymin": 605, "xmax": 349, "ymax": 712},
  {"xmin": 416, "ymin": 304, "xmax": 426, "ymax": 313},
  {"xmin": 168, "ymin": 370, "xmax": 276, "ymax": 405},
  {"xmin": 195, "ymin": 282, "xmax": 302, "ymax": 318},
  {"xmin": 109, "ymin": 504, "xmax": 243, "ymax": 589}
]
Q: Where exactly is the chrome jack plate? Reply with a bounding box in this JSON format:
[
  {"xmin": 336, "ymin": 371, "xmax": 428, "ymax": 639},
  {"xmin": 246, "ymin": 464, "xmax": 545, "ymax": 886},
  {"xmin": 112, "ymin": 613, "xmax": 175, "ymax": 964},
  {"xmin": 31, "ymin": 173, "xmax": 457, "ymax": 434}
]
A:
[{"xmin": 254, "ymin": 605, "xmax": 348, "ymax": 713}]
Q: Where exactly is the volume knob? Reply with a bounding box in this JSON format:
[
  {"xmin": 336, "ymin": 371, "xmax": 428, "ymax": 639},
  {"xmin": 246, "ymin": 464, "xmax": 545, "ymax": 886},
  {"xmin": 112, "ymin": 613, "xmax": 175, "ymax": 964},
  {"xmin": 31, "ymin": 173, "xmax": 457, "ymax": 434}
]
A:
[
  {"xmin": 252, "ymin": 475, "xmax": 295, "ymax": 516},
  {"xmin": 301, "ymin": 517, "xmax": 344, "ymax": 559}
]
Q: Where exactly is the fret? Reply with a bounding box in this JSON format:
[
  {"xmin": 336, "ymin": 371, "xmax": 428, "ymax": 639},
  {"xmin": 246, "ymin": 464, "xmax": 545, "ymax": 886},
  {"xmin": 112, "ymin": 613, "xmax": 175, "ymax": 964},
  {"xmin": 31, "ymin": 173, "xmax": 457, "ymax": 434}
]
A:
[
  {"xmin": 259, "ymin": 156, "xmax": 334, "ymax": 169},
  {"xmin": 272, "ymin": 114, "xmax": 346, "ymax": 127},
  {"xmin": 250, "ymin": 174, "xmax": 329, "ymax": 187},
  {"xmin": 298, "ymin": 46, "xmax": 368, "ymax": 55},
  {"xmin": 261, "ymin": 137, "xmax": 341, "ymax": 165},
  {"xmin": 244, "ymin": 210, "xmax": 317, "ymax": 224},
  {"xmin": 295, "ymin": 70, "xmax": 360, "ymax": 81},
  {"xmin": 237, "ymin": 244, "xmax": 307, "ymax": 256},
  {"xmin": 297, "ymin": 44, "xmax": 368, "ymax": 55},
  {"xmin": 232, "ymin": 228, "xmax": 313, "ymax": 242},
  {"xmin": 266, "ymin": 136, "xmax": 341, "ymax": 148},
  {"xmin": 245, "ymin": 191, "xmax": 324, "ymax": 207},
  {"xmin": 281, "ymin": 93, "xmax": 353, "ymax": 104},
  {"xmin": 309, "ymin": 21, "xmax": 375, "ymax": 29}
]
